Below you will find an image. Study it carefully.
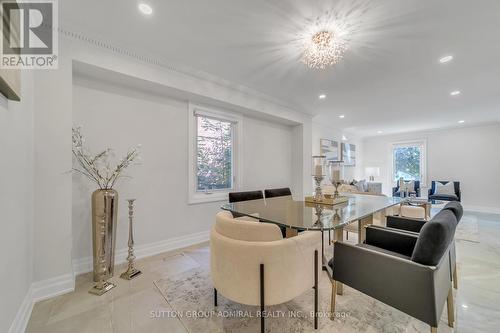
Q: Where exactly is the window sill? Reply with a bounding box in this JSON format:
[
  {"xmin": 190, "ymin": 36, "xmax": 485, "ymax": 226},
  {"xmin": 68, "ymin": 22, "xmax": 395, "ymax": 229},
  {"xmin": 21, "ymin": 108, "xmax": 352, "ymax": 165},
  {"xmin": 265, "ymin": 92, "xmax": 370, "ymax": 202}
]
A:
[{"xmin": 188, "ymin": 192, "xmax": 229, "ymax": 205}]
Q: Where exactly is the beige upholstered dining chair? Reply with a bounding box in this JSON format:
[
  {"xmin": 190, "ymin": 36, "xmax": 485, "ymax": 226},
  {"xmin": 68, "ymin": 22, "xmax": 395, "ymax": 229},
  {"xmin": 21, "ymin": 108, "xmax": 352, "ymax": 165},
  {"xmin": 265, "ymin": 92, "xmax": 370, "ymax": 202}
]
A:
[{"xmin": 210, "ymin": 211, "xmax": 322, "ymax": 332}]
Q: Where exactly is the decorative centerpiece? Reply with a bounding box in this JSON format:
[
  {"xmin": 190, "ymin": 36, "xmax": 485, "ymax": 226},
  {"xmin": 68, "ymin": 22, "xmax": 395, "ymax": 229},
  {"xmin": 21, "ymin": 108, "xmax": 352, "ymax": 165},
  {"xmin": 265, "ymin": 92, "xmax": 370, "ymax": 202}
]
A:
[
  {"xmin": 327, "ymin": 160, "xmax": 343, "ymax": 198},
  {"xmin": 72, "ymin": 127, "xmax": 141, "ymax": 286},
  {"xmin": 312, "ymin": 155, "xmax": 326, "ymax": 202}
]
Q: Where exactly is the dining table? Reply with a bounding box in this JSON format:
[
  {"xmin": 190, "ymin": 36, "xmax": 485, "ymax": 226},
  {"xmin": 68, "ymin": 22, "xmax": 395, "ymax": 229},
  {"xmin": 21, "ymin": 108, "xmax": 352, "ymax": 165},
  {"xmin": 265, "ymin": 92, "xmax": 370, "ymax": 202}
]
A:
[{"xmin": 221, "ymin": 193, "xmax": 403, "ymax": 295}]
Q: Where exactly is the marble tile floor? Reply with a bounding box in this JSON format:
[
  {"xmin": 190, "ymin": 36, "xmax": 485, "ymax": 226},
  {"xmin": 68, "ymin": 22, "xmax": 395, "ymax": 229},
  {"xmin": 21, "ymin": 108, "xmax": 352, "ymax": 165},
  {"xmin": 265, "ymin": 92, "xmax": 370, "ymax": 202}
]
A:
[{"xmin": 26, "ymin": 211, "xmax": 500, "ymax": 333}]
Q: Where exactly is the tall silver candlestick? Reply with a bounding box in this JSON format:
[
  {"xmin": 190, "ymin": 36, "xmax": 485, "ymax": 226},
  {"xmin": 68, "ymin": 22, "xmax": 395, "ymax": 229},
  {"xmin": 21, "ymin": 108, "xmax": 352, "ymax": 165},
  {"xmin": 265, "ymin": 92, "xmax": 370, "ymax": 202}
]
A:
[
  {"xmin": 89, "ymin": 211, "xmax": 116, "ymax": 295},
  {"xmin": 121, "ymin": 199, "xmax": 141, "ymax": 280}
]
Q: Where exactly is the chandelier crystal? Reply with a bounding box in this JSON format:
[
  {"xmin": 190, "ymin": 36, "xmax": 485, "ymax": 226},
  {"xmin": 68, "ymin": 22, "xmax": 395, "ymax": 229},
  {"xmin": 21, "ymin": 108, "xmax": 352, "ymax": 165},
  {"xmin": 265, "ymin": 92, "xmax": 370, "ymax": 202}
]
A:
[{"xmin": 302, "ymin": 30, "xmax": 347, "ymax": 70}]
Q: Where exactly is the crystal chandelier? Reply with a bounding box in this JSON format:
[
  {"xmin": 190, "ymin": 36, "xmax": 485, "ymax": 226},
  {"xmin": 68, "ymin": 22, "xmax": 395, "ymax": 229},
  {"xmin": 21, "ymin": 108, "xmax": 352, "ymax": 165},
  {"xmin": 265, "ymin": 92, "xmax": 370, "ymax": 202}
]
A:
[{"xmin": 302, "ymin": 30, "xmax": 347, "ymax": 70}]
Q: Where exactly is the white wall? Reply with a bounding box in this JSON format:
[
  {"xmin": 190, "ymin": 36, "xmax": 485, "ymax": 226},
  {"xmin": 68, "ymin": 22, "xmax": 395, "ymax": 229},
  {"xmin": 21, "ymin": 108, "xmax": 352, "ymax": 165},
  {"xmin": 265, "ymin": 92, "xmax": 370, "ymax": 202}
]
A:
[
  {"xmin": 71, "ymin": 78, "xmax": 295, "ymax": 264},
  {"xmin": 311, "ymin": 122, "xmax": 364, "ymax": 182},
  {"xmin": 362, "ymin": 123, "xmax": 500, "ymax": 211},
  {"xmin": 0, "ymin": 71, "xmax": 34, "ymax": 333}
]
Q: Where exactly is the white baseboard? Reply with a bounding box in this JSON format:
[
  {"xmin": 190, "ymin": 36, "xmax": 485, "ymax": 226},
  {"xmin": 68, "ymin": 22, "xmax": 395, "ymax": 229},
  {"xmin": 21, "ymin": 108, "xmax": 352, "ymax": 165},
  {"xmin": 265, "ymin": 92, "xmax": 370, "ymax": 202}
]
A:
[
  {"xmin": 73, "ymin": 229, "xmax": 210, "ymax": 276},
  {"xmin": 9, "ymin": 230, "xmax": 209, "ymax": 333},
  {"xmin": 8, "ymin": 286, "xmax": 34, "ymax": 333},
  {"xmin": 464, "ymin": 205, "xmax": 500, "ymax": 215},
  {"xmin": 31, "ymin": 273, "xmax": 75, "ymax": 303}
]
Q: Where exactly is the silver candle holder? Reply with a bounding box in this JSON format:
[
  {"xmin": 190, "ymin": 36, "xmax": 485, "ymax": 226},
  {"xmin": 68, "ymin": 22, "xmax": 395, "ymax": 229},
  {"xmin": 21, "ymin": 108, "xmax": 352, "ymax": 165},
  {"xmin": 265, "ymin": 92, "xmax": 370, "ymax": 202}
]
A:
[
  {"xmin": 328, "ymin": 160, "xmax": 344, "ymax": 198},
  {"xmin": 312, "ymin": 155, "xmax": 326, "ymax": 202},
  {"xmin": 120, "ymin": 199, "xmax": 141, "ymax": 280},
  {"xmin": 89, "ymin": 211, "xmax": 116, "ymax": 295}
]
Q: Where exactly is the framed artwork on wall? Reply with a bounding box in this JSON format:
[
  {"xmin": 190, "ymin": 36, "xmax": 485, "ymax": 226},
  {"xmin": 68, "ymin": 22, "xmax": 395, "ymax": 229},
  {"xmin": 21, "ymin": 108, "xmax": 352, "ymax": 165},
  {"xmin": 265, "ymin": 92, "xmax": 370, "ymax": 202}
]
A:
[
  {"xmin": 341, "ymin": 143, "xmax": 356, "ymax": 166},
  {"xmin": 320, "ymin": 139, "xmax": 339, "ymax": 161}
]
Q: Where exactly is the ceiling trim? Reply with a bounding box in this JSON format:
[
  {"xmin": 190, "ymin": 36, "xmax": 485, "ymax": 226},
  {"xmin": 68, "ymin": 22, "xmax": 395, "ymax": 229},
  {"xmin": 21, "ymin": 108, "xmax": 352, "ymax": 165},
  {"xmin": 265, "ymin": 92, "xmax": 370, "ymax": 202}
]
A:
[{"xmin": 58, "ymin": 27, "xmax": 309, "ymax": 117}]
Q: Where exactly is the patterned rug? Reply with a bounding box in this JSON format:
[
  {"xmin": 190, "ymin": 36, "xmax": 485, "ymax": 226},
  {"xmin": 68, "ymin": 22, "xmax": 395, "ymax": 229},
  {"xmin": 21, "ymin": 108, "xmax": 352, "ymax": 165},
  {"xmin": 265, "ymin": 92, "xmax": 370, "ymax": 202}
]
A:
[{"xmin": 153, "ymin": 255, "xmax": 454, "ymax": 333}]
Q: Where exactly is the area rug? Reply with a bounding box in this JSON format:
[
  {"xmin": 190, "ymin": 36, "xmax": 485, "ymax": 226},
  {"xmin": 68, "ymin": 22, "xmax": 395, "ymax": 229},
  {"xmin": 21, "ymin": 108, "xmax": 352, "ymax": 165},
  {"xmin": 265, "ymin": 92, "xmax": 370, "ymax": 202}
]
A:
[{"xmin": 153, "ymin": 253, "xmax": 453, "ymax": 333}]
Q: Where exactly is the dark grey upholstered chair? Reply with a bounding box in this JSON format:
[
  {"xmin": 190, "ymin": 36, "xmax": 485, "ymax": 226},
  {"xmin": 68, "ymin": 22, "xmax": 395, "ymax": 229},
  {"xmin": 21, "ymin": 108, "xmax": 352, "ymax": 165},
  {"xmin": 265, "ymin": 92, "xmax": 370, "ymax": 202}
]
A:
[
  {"xmin": 428, "ymin": 181, "xmax": 461, "ymax": 202},
  {"xmin": 228, "ymin": 190, "xmax": 264, "ymax": 203},
  {"xmin": 392, "ymin": 180, "xmax": 421, "ymax": 197},
  {"xmin": 330, "ymin": 209, "xmax": 458, "ymax": 333},
  {"xmin": 264, "ymin": 187, "xmax": 292, "ymax": 199},
  {"xmin": 386, "ymin": 202, "xmax": 463, "ymax": 289}
]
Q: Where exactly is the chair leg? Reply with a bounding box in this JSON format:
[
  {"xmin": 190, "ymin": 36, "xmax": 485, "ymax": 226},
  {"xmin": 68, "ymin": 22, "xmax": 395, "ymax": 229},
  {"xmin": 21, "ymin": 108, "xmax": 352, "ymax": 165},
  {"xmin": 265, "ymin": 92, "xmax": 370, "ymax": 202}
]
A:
[
  {"xmin": 453, "ymin": 263, "xmax": 458, "ymax": 289},
  {"xmin": 260, "ymin": 264, "xmax": 265, "ymax": 333},
  {"xmin": 330, "ymin": 280, "xmax": 337, "ymax": 321},
  {"xmin": 447, "ymin": 286, "xmax": 455, "ymax": 328},
  {"xmin": 214, "ymin": 288, "xmax": 218, "ymax": 307},
  {"xmin": 314, "ymin": 250, "xmax": 318, "ymax": 329},
  {"xmin": 430, "ymin": 327, "xmax": 437, "ymax": 333}
]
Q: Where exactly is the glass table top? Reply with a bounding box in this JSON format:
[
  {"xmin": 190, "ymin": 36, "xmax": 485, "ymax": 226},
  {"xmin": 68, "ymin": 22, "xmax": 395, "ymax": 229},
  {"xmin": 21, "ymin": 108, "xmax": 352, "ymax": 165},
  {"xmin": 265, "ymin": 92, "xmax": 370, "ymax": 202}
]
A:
[
  {"xmin": 400, "ymin": 198, "xmax": 447, "ymax": 205},
  {"xmin": 221, "ymin": 194, "xmax": 402, "ymax": 231}
]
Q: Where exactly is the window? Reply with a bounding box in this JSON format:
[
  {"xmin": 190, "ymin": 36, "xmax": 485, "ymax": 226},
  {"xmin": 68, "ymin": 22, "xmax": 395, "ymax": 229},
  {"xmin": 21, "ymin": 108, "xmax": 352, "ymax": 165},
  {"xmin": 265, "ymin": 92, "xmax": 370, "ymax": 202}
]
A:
[
  {"xmin": 196, "ymin": 116, "xmax": 233, "ymax": 191},
  {"xmin": 188, "ymin": 104, "xmax": 241, "ymax": 204},
  {"xmin": 391, "ymin": 140, "xmax": 426, "ymax": 185}
]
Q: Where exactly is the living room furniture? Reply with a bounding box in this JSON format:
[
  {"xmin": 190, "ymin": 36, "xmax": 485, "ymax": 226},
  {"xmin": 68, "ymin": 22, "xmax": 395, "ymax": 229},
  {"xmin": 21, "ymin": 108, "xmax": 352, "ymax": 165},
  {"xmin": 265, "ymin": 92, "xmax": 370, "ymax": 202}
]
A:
[
  {"xmin": 428, "ymin": 181, "xmax": 461, "ymax": 202},
  {"xmin": 392, "ymin": 180, "xmax": 421, "ymax": 197},
  {"xmin": 264, "ymin": 187, "xmax": 292, "ymax": 198},
  {"xmin": 400, "ymin": 205, "xmax": 426, "ymax": 219},
  {"xmin": 222, "ymin": 194, "xmax": 402, "ymax": 294},
  {"xmin": 367, "ymin": 181, "xmax": 382, "ymax": 194},
  {"xmin": 210, "ymin": 211, "xmax": 321, "ymax": 332},
  {"xmin": 386, "ymin": 201, "xmax": 463, "ymax": 289},
  {"xmin": 330, "ymin": 209, "xmax": 458, "ymax": 332}
]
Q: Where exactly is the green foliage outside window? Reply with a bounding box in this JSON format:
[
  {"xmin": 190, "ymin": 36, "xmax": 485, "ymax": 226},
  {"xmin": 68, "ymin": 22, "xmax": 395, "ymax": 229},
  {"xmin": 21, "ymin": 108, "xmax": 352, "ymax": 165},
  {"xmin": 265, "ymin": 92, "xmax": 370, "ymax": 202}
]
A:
[
  {"xmin": 196, "ymin": 116, "xmax": 233, "ymax": 191},
  {"xmin": 393, "ymin": 146, "xmax": 421, "ymax": 181}
]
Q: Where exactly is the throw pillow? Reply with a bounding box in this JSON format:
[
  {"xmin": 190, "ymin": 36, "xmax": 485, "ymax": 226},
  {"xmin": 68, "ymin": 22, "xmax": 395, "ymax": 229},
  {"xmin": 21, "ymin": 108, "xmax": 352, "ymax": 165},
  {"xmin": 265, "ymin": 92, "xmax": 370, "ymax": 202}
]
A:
[
  {"xmin": 400, "ymin": 180, "xmax": 415, "ymax": 193},
  {"xmin": 356, "ymin": 179, "xmax": 367, "ymax": 192},
  {"xmin": 435, "ymin": 182, "xmax": 456, "ymax": 196}
]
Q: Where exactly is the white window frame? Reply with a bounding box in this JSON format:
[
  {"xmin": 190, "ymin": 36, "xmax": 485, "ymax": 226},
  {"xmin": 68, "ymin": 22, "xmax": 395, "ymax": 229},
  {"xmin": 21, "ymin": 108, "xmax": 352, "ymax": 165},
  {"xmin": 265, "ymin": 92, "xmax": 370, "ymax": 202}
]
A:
[
  {"xmin": 390, "ymin": 139, "xmax": 427, "ymax": 187},
  {"xmin": 188, "ymin": 103, "xmax": 242, "ymax": 204}
]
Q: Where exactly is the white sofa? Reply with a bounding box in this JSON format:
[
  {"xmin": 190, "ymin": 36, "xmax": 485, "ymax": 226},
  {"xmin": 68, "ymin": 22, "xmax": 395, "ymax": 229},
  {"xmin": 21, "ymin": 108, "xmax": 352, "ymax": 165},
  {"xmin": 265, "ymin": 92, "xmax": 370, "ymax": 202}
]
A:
[{"xmin": 210, "ymin": 211, "xmax": 322, "ymax": 332}]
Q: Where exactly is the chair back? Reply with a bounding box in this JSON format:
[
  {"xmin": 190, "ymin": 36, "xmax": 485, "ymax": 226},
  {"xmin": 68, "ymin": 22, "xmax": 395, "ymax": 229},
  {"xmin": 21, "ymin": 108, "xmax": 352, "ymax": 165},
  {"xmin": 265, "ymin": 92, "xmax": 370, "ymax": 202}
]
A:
[
  {"xmin": 228, "ymin": 190, "xmax": 263, "ymax": 203},
  {"xmin": 442, "ymin": 202, "xmax": 463, "ymax": 222},
  {"xmin": 264, "ymin": 187, "xmax": 292, "ymax": 199},
  {"xmin": 215, "ymin": 211, "xmax": 282, "ymax": 242},
  {"xmin": 411, "ymin": 210, "xmax": 457, "ymax": 266}
]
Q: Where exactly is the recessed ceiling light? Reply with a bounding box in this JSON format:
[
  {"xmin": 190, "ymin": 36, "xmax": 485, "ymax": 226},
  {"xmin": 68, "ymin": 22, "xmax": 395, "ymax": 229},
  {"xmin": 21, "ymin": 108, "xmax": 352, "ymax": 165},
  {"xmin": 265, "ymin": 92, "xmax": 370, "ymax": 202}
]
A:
[
  {"xmin": 339, "ymin": 114, "xmax": 345, "ymax": 119},
  {"xmin": 450, "ymin": 90, "xmax": 461, "ymax": 96},
  {"xmin": 138, "ymin": 3, "xmax": 153, "ymax": 15},
  {"xmin": 462, "ymin": 304, "xmax": 468, "ymax": 309},
  {"xmin": 458, "ymin": 120, "xmax": 465, "ymax": 124},
  {"xmin": 377, "ymin": 130, "xmax": 383, "ymax": 134},
  {"xmin": 439, "ymin": 55, "xmax": 453, "ymax": 63},
  {"xmin": 342, "ymin": 135, "xmax": 347, "ymax": 141},
  {"xmin": 318, "ymin": 94, "xmax": 326, "ymax": 100}
]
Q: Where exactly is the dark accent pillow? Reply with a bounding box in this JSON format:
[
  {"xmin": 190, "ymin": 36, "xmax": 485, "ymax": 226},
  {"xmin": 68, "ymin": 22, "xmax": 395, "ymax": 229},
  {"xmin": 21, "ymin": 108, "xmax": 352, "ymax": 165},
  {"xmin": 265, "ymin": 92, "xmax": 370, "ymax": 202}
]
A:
[{"xmin": 411, "ymin": 210, "xmax": 457, "ymax": 266}]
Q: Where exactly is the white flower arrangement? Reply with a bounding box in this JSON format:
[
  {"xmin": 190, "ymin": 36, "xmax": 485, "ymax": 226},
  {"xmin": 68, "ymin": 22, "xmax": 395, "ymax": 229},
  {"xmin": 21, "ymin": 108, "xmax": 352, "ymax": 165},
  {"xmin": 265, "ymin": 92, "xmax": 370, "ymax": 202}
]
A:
[{"xmin": 72, "ymin": 126, "xmax": 141, "ymax": 189}]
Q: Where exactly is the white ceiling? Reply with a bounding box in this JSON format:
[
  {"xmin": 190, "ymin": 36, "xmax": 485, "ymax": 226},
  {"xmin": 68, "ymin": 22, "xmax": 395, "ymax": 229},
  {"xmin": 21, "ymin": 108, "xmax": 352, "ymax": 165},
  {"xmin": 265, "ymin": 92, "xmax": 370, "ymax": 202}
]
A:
[{"xmin": 61, "ymin": 0, "xmax": 500, "ymax": 137}]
